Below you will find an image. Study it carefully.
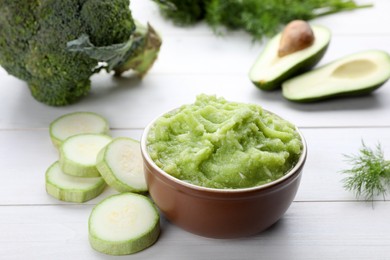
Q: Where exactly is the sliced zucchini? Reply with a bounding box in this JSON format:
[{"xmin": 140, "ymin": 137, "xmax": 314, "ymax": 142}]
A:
[
  {"xmin": 96, "ymin": 137, "xmax": 147, "ymax": 193},
  {"xmin": 49, "ymin": 112, "xmax": 109, "ymax": 149},
  {"xmin": 249, "ymin": 25, "xmax": 331, "ymax": 90},
  {"xmin": 89, "ymin": 193, "xmax": 160, "ymax": 255},
  {"xmin": 60, "ymin": 134, "xmax": 112, "ymax": 177},
  {"xmin": 45, "ymin": 161, "xmax": 106, "ymax": 203},
  {"xmin": 282, "ymin": 50, "xmax": 390, "ymax": 102}
]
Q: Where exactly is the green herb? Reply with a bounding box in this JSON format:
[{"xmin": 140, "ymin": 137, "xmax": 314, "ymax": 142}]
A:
[
  {"xmin": 153, "ymin": 0, "xmax": 372, "ymax": 40},
  {"xmin": 342, "ymin": 142, "xmax": 390, "ymax": 201}
]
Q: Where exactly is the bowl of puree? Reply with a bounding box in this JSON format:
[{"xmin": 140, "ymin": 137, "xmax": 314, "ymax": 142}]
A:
[{"xmin": 141, "ymin": 94, "xmax": 307, "ymax": 238}]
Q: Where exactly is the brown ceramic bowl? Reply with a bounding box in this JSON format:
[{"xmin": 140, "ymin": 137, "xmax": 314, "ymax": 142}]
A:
[{"xmin": 140, "ymin": 111, "xmax": 307, "ymax": 239}]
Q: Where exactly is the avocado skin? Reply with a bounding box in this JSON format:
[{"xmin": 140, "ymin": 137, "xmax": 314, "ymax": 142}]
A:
[
  {"xmin": 252, "ymin": 43, "xmax": 330, "ymax": 91},
  {"xmin": 283, "ymin": 80, "xmax": 388, "ymax": 103}
]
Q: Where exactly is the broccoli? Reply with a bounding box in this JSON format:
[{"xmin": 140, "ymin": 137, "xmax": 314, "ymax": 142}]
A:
[{"xmin": 0, "ymin": 0, "xmax": 162, "ymax": 106}]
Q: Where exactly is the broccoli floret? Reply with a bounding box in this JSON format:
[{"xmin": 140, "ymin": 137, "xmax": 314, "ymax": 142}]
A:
[
  {"xmin": 81, "ymin": 0, "xmax": 136, "ymax": 46},
  {"xmin": 0, "ymin": 0, "xmax": 161, "ymax": 106},
  {"xmin": 0, "ymin": 0, "xmax": 40, "ymax": 81}
]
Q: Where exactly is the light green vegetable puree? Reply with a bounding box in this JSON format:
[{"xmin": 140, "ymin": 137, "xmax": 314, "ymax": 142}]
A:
[{"xmin": 147, "ymin": 95, "xmax": 302, "ymax": 189}]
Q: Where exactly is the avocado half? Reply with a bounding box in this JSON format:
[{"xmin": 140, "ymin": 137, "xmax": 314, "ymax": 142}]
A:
[
  {"xmin": 282, "ymin": 50, "xmax": 390, "ymax": 102},
  {"xmin": 249, "ymin": 25, "xmax": 331, "ymax": 91}
]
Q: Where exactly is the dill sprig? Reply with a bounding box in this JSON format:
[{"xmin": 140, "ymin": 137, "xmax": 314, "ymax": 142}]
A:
[
  {"xmin": 153, "ymin": 0, "xmax": 373, "ymax": 41},
  {"xmin": 342, "ymin": 142, "xmax": 390, "ymax": 201}
]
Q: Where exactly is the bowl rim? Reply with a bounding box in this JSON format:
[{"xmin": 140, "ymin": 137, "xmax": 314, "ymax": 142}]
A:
[{"xmin": 141, "ymin": 108, "xmax": 307, "ymax": 194}]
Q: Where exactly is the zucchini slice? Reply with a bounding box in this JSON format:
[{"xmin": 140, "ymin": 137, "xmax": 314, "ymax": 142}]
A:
[
  {"xmin": 60, "ymin": 134, "xmax": 112, "ymax": 177},
  {"xmin": 96, "ymin": 137, "xmax": 147, "ymax": 193},
  {"xmin": 89, "ymin": 193, "xmax": 160, "ymax": 255},
  {"xmin": 50, "ymin": 112, "xmax": 109, "ymax": 149},
  {"xmin": 45, "ymin": 161, "xmax": 106, "ymax": 203}
]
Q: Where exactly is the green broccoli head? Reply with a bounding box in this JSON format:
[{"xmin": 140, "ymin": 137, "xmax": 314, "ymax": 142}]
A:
[
  {"xmin": 0, "ymin": 0, "xmax": 40, "ymax": 81},
  {"xmin": 0, "ymin": 0, "xmax": 161, "ymax": 106},
  {"xmin": 81, "ymin": 0, "xmax": 136, "ymax": 46}
]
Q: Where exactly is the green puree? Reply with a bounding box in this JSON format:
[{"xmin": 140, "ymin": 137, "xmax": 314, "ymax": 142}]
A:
[{"xmin": 147, "ymin": 95, "xmax": 303, "ymax": 189}]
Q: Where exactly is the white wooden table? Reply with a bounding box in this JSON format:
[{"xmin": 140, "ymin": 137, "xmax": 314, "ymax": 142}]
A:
[{"xmin": 1, "ymin": 1, "xmax": 390, "ymax": 259}]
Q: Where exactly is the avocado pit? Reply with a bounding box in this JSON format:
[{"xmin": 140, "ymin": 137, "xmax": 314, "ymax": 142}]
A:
[{"xmin": 278, "ymin": 20, "xmax": 315, "ymax": 57}]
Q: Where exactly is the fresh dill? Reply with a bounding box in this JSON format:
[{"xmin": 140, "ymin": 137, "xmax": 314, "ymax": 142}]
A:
[
  {"xmin": 153, "ymin": 0, "xmax": 372, "ymax": 41},
  {"xmin": 342, "ymin": 142, "xmax": 390, "ymax": 201}
]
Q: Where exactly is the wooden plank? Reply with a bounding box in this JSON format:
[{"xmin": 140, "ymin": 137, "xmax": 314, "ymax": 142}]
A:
[
  {"xmin": 296, "ymin": 127, "xmax": 390, "ymax": 201},
  {"xmin": 2, "ymin": 49, "xmax": 390, "ymax": 129},
  {"xmin": 1, "ymin": 128, "xmax": 389, "ymax": 205},
  {"xmin": 0, "ymin": 130, "xmax": 141, "ymax": 205},
  {"xmin": 150, "ymin": 35, "xmax": 390, "ymax": 75},
  {"xmin": 0, "ymin": 201, "xmax": 389, "ymax": 259},
  {"xmin": 1, "ymin": 33, "xmax": 389, "ymax": 78}
]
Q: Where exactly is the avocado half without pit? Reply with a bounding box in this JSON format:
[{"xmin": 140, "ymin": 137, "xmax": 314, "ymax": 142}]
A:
[
  {"xmin": 249, "ymin": 21, "xmax": 331, "ymax": 91},
  {"xmin": 282, "ymin": 50, "xmax": 390, "ymax": 102}
]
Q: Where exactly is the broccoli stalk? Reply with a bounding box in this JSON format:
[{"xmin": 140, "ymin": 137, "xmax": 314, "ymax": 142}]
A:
[
  {"xmin": 0, "ymin": 0, "xmax": 162, "ymax": 106},
  {"xmin": 67, "ymin": 22, "xmax": 162, "ymax": 77}
]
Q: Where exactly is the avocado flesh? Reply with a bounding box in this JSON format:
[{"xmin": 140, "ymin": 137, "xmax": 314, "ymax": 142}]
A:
[
  {"xmin": 282, "ymin": 50, "xmax": 390, "ymax": 102},
  {"xmin": 249, "ymin": 25, "xmax": 331, "ymax": 91}
]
